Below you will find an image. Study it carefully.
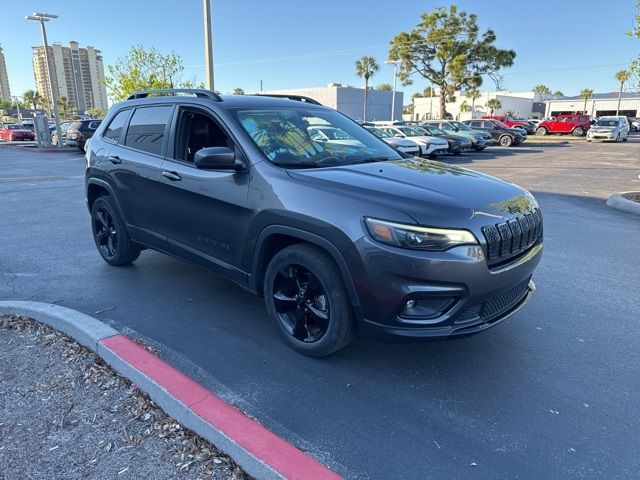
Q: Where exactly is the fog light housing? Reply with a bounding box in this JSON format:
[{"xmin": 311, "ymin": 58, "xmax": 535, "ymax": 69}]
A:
[{"xmin": 399, "ymin": 297, "xmax": 457, "ymax": 320}]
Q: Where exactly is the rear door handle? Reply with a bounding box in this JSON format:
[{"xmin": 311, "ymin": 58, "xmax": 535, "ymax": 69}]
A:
[
  {"xmin": 162, "ymin": 171, "xmax": 182, "ymax": 181},
  {"xmin": 107, "ymin": 155, "xmax": 121, "ymax": 164}
]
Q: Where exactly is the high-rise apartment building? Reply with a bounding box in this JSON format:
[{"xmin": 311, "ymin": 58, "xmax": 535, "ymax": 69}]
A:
[
  {"xmin": 32, "ymin": 41, "xmax": 108, "ymax": 113},
  {"xmin": 0, "ymin": 46, "xmax": 11, "ymax": 101}
]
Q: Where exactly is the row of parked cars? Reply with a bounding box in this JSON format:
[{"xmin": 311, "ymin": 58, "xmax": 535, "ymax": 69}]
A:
[
  {"xmin": 0, "ymin": 119, "xmax": 101, "ymax": 150},
  {"xmin": 361, "ymin": 117, "xmax": 528, "ymax": 158}
]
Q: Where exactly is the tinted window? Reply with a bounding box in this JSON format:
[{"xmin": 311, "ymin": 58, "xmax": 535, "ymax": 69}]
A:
[
  {"xmin": 103, "ymin": 110, "xmax": 130, "ymax": 143},
  {"xmin": 89, "ymin": 121, "xmax": 101, "ymax": 129},
  {"xmin": 125, "ymin": 106, "xmax": 173, "ymax": 155}
]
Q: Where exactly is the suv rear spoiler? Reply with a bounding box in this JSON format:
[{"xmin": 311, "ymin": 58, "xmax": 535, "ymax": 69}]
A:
[
  {"xmin": 251, "ymin": 94, "xmax": 321, "ymax": 105},
  {"xmin": 127, "ymin": 89, "xmax": 222, "ymax": 102}
]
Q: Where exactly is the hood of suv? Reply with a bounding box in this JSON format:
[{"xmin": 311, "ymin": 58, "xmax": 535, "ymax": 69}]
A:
[
  {"xmin": 406, "ymin": 135, "xmax": 448, "ymax": 146},
  {"xmin": 287, "ymin": 158, "xmax": 537, "ymax": 227},
  {"xmin": 384, "ymin": 137, "xmax": 419, "ymax": 149}
]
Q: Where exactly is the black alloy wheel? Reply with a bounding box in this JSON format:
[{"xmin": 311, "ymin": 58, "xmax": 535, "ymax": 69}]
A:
[
  {"xmin": 93, "ymin": 207, "xmax": 118, "ymax": 259},
  {"xmin": 264, "ymin": 244, "xmax": 356, "ymax": 357},
  {"xmin": 272, "ymin": 264, "xmax": 330, "ymax": 343}
]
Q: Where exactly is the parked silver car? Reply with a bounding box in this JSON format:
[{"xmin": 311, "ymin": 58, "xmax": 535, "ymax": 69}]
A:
[
  {"xmin": 586, "ymin": 116, "xmax": 630, "ymax": 143},
  {"xmin": 365, "ymin": 126, "xmax": 421, "ymax": 155}
]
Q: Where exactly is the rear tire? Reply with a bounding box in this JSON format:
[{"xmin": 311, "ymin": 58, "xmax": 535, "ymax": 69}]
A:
[
  {"xmin": 536, "ymin": 127, "xmax": 547, "ymax": 136},
  {"xmin": 263, "ymin": 244, "xmax": 356, "ymax": 357},
  {"xmin": 573, "ymin": 126, "xmax": 585, "ymax": 136},
  {"xmin": 91, "ymin": 196, "xmax": 140, "ymax": 266}
]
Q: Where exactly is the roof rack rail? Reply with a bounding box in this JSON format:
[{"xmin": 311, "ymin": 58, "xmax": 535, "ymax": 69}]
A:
[
  {"xmin": 126, "ymin": 89, "xmax": 222, "ymax": 102},
  {"xmin": 251, "ymin": 94, "xmax": 322, "ymax": 105}
]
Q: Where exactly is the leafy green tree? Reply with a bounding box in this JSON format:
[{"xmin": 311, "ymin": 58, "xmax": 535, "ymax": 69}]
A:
[
  {"xmin": 615, "ymin": 70, "xmax": 631, "ymax": 114},
  {"xmin": 423, "ymin": 86, "xmax": 436, "ymax": 97},
  {"xmin": 104, "ymin": 45, "xmax": 185, "ymax": 101},
  {"xmin": 377, "ymin": 83, "xmax": 393, "ymax": 91},
  {"xmin": 0, "ymin": 98, "xmax": 12, "ymax": 111},
  {"xmin": 579, "ymin": 88, "xmax": 593, "ymax": 114},
  {"xmin": 532, "ymin": 84, "xmax": 551, "ymax": 102},
  {"xmin": 388, "ymin": 5, "xmax": 515, "ymax": 119},
  {"xmin": 355, "ymin": 56, "xmax": 380, "ymax": 121},
  {"xmin": 233, "ymin": 87, "xmax": 245, "ymax": 95},
  {"xmin": 86, "ymin": 107, "xmax": 107, "ymax": 118},
  {"xmin": 181, "ymin": 78, "xmax": 206, "ymax": 89},
  {"xmin": 553, "ymin": 90, "xmax": 564, "ymax": 97},
  {"xmin": 487, "ymin": 98, "xmax": 501, "ymax": 115}
]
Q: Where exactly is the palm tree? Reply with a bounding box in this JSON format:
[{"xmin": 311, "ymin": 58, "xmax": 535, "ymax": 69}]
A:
[
  {"xmin": 579, "ymin": 88, "xmax": 594, "ymax": 114},
  {"xmin": 355, "ymin": 56, "xmax": 379, "ymax": 121},
  {"xmin": 233, "ymin": 87, "xmax": 245, "ymax": 95},
  {"xmin": 615, "ymin": 70, "xmax": 631, "ymax": 115},
  {"xmin": 377, "ymin": 83, "xmax": 393, "ymax": 91},
  {"xmin": 553, "ymin": 90, "xmax": 564, "ymax": 97},
  {"xmin": 459, "ymin": 100, "xmax": 469, "ymax": 112},
  {"xmin": 467, "ymin": 89, "xmax": 481, "ymax": 112},
  {"xmin": 532, "ymin": 84, "xmax": 552, "ymax": 102},
  {"xmin": 487, "ymin": 98, "xmax": 501, "ymax": 115},
  {"xmin": 23, "ymin": 90, "xmax": 43, "ymax": 112}
]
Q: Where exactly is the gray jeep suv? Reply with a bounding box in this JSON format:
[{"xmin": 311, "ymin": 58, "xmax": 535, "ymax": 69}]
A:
[{"xmin": 85, "ymin": 89, "xmax": 543, "ymax": 357}]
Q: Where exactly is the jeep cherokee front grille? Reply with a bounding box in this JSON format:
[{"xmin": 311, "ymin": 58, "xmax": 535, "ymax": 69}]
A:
[{"xmin": 482, "ymin": 209, "xmax": 542, "ymax": 266}]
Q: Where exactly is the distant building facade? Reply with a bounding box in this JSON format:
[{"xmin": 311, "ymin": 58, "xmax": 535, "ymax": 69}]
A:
[
  {"xmin": 32, "ymin": 41, "xmax": 108, "ymax": 114},
  {"xmin": 412, "ymin": 90, "xmax": 565, "ymax": 121},
  {"xmin": 0, "ymin": 47, "xmax": 11, "ymax": 100},
  {"xmin": 544, "ymin": 92, "xmax": 640, "ymax": 118},
  {"xmin": 262, "ymin": 83, "xmax": 404, "ymax": 122}
]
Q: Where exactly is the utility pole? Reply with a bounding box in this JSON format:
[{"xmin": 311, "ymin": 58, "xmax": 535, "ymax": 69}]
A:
[
  {"xmin": 384, "ymin": 60, "xmax": 400, "ymax": 121},
  {"xmin": 26, "ymin": 12, "xmax": 62, "ymax": 148},
  {"xmin": 13, "ymin": 96, "xmax": 23, "ymax": 123},
  {"xmin": 203, "ymin": 0, "xmax": 215, "ymax": 91}
]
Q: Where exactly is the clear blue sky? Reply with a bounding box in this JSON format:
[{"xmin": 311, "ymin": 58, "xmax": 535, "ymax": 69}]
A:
[{"xmin": 2, "ymin": 0, "xmax": 638, "ymax": 102}]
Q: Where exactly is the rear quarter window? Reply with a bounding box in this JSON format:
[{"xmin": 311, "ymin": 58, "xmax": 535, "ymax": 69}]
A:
[{"xmin": 103, "ymin": 109, "xmax": 131, "ymax": 143}]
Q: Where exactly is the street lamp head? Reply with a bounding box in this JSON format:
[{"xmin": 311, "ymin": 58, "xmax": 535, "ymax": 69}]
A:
[
  {"xmin": 33, "ymin": 12, "xmax": 58, "ymax": 19},
  {"xmin": 26, "ymin": 15, "xmax": 49, "ymax": 21}
]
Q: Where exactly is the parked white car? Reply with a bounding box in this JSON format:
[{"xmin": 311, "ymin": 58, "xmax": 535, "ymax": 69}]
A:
[
  {"xmin": 586, "ymin": 116, "xmax": 630, "ymax": 143},
  {"xmin": 378, "ymin": 125, "xmax": 449, "ymax": 157},
  {"xmin": 308, "ymin": 126, "xmax": 363, "ymax": 147},
  {"xmin": 365, "ymin": 126, "xmax": 420, "ymax": 155}
]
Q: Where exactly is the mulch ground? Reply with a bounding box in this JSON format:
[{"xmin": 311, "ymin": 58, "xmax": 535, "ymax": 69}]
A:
[
  {"xmin": 0, "ymin": 315, "xmax": 250, "ymax": 480},
  {"xmin": 622, "ymin": 192, "xmax": 640, "ymax": 203}
]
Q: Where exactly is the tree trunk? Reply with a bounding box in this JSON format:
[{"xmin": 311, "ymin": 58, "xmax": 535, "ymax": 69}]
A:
[
  {"xmin": 616, "ymin": 83, "xmax": 623, "ymax": 115},
  {"xmin": 439, "ymin": 90, "xmax": 446, "ymax": 120},
  {"xmin": 363, "ymin": 78, "xmax": 368, "ymax": 122}
]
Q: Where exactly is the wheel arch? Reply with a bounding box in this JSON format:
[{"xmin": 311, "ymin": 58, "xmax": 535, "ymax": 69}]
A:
[
  {"xmin": 250, "ymin": 225, "xmax": 361, "ymax": 315},
  {"xmin": 86, "ymin": 178, "xmax": 126, "ymax": 220}
]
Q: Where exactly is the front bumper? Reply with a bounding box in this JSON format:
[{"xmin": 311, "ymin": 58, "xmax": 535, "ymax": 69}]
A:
[
  {"xmin": 421, "ymin": 143, "xmax": 449, "ymax": 156},
  {"xmin": 587, "ymin": 132, "xmax": 617, "ymax": 141},
  {"xmin": 345, "ymin": 235, "xmax": 543, "ymax": 341}
]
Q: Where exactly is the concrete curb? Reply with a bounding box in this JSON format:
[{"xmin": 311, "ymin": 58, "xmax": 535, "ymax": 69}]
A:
[
  {"xmin": 607, "ymin": 192, "xmax": 640, "ymax": 216},
  {"xmin": 0, "ymin": 301, "xmax": 341, "ymax": 480}
]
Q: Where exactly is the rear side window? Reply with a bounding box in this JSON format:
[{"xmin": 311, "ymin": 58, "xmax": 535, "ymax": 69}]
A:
[
  {"xmin": 103, "ymin": 110, "xmax": 130, "ymax": 143},
  {"xmin": 125, "ymin": 106, "xmax": 173, "ymax": 155}
]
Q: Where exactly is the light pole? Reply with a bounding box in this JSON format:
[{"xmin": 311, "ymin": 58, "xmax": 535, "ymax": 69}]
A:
[
  {"xmin": 26, "ymin": 12, "xmax": 63, "ymax": 148},
  {"xmin": 384, "ymin": 60, "xmax": 400, "ymax": 121},
  {"xmin": 12, "ymin": 96, "xmax": 23, "ymax": 123},
  {"xmin": 203, "ymin": 0, "xmax": 215, "ymax": 91}
]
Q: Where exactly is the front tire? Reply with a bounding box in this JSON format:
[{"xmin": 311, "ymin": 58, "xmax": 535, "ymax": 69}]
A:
[
  {"xmin": 263, "ymin": 244, "xmax": 356, "ymax": 357},
  {"xmin": 91, "ymin": 196, "xmax": 140, "ymax": 266},
  {"xmin": 499, "ymin": 135, "xmax": 513, "ymax": 147}
]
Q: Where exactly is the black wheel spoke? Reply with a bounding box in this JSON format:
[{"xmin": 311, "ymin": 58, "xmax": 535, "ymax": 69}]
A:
[
  {"xmin": 307, "ymin": 302, "xmax": 329, "ymax": 324},
  {"xmin": 96, "ymin": 210, "xmax": 108, "ymax": 228},
  {"xmin": 107, "ymin": 235, "xmax": 116, "ymax": 256},
  {"xmin": 273, "ymin": 291, "xmax": 296, "ymax": 312},
  {"xmin": 96, "ymin": 230, "xmax": 107, "ymax": 244},
  {"xmin": 292, "ymin": 308, "xmax": 309, "ymax": 341}
]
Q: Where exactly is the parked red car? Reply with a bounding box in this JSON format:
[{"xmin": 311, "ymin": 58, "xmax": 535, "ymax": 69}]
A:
[
  {"xmin": 0, "ymin": 124, "xmax": 36, "ymax": 141},
  {"xmin": 536, "ymin": 114, "xmax": 591, "ymax": 136},
  {"xmin": 482, "ymin": 115, "xmax": 535, "ymax": 134}
]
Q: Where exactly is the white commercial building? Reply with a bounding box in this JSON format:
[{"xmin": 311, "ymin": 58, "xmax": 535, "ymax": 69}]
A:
[
  {"xmin": 544, "ymin": 92, "xmax": 640, "ymax": 118},
  {"xmin": 411, "ymin": 90, "xmax": 562, "ymax": 121},
  {"xmin": 262, "ymin": 83, "xmax": 403, "ymax": 122},
  {"xmin": 32, "ymin": 41, "xmax": 108, "ymax": 114}
]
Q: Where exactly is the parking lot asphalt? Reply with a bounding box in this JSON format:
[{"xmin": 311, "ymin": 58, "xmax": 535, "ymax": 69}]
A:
[{"xmin": 1, "ymin": 140, "xmax": 639, "ymax": 479}]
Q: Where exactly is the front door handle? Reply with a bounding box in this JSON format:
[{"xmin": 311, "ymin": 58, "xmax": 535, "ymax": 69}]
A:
[
  {"xmin": 107, "ymin": 155, "xmax": 121, "ymax": 164},
  {"xmin": 162, "ymin": 171, "xmax": 182, "ymax": 181}
]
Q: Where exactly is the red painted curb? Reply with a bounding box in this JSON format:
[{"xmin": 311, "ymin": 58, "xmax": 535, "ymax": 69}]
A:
[{"xmin": 100, "ymin": 334, "xmax": 341, "ymax": 480}]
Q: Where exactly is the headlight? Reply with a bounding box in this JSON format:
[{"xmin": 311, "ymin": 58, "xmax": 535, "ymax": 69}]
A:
[{"xmin": 365, "ymin": 218, "xmax": 478, "ymax": 251}]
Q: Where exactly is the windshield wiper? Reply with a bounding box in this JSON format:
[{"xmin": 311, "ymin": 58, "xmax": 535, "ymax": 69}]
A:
[{"xmin": 342, "ymin": 156, "xmax": 396, "ymax": 165}]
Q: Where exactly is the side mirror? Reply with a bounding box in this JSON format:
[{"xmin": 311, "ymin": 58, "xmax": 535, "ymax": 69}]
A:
[
  {"xmin": 394, "ymin": 133, "xmax": 404, "ymax": 138},
  {"xmin": 194, "ymin": 147, "xmax": 242, "ymax": 170}
]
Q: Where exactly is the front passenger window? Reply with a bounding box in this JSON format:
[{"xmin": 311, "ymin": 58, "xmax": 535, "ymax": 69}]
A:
[{"xmin": 177, "ymin": 110, "xmax": 234, "ymax": 163}]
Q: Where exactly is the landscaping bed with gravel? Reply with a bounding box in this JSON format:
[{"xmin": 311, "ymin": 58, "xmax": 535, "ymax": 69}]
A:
[{"xmin": 0, "ymin": 315, "xmax": 249, "ymax": 480}]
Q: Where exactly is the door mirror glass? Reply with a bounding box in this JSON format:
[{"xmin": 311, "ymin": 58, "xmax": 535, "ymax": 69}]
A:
[{"xmin": 194, "ymin": 147, "xmax": 239, "ymax": 170}]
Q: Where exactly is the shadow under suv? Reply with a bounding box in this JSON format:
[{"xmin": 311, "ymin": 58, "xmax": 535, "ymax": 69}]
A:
[{"xmin": 85, "ymin": 89, "xmax": 543, "ymax": 357}]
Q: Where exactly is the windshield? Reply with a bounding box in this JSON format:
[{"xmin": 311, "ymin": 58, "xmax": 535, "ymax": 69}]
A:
[
  {"xmin": 397, "ymin": 126, "xmax": 424, "ymax": 136},
  {"xmin": 419, "ymin": 125, "xmax": 445, "ymax": 136},
  {"xmin": 595, "ymin": 119, "xmax": 620, "ymax": 127},
  {"xmin": 7, "ymin": 125, "xmax": 22, "ymax": 130},
  {"xmin": 233, "ymin": 108, "xmax": 402, "ymax": 167},
  {"xmin": 451, "ymin": 121, "xmax": 472, "ymax": 132},
  {"xmin": 366, "ymin": 127, "xmax": 391, "ymax": 138}
]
